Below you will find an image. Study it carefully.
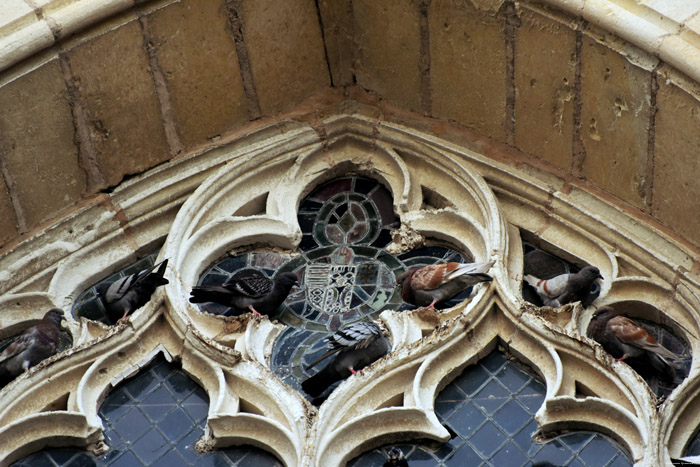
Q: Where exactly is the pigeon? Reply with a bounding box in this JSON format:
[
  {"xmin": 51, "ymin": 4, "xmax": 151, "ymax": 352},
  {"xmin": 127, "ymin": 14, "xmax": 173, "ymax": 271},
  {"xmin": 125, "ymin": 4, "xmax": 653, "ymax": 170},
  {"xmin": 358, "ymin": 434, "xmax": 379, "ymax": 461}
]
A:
[
  {"xmin": 97, "ymin": 259, "xmax": 169, "ymax": 324},
  {"xmin": 0, "ymin": 309, "xmax": 65, "ymax": 387},
  {"xmin": 384, "ymin": 447, "xmax": 409, "ymax": 467},
  {"xmin": 524, "ymin": 266, "xmax": 602, "ymax": 307},
  {"xmin": 588, "ymin": 306, "xmax": 681, "ymax": 381},
  {"xmin": 189, "ymin": 270, "xmax": 298, "ymax": 319},
  {"xmin": 301, "ymin": 321, "xmax": 391, "ymax": 399},
  {"xmin": 396, "ymin": 261, "xmax": 495, "ymax": 308}
]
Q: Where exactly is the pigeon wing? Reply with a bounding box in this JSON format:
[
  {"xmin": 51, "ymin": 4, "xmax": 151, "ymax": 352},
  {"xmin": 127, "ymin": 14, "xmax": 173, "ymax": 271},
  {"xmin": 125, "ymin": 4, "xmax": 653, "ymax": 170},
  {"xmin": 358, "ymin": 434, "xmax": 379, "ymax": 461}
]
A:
[
  {"xmin": 225, "ymin": 271, "xmax": 272, "ymax": 298},
  {"xmin": 608, "ymin": 316, "xmax": 681, "ymax": 363}
]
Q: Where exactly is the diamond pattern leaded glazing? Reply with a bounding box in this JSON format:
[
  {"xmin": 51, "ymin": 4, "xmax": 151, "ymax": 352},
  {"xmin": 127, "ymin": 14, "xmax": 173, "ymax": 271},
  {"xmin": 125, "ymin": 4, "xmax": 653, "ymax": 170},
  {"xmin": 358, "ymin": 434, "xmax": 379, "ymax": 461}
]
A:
[
  {"xmin": 348, "ymin": 351, "xmax": 632, "ymax": 467},
  {"xmin": 11, "ymin": 357, "xmax": 283, "ymax": 466}
]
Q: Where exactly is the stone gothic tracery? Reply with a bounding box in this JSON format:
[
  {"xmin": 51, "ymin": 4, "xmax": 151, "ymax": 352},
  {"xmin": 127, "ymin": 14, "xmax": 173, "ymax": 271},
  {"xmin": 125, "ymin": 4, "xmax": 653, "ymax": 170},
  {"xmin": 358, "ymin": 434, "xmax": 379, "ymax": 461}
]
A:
[{"xmin": 0, "ymin": 112, "xmax": 699, "ymax": 466}]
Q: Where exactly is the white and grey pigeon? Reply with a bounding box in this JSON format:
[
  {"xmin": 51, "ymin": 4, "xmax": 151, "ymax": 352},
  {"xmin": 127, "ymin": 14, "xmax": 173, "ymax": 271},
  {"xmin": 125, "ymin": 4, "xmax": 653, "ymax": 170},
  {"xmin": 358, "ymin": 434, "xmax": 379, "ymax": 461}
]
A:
[
  {"xmin": 524, "ymin": 266, "xmax": 602, "ymax": 307},
  {"xmin": 301, "ymin": 321, "xmax": 391, "ymax": 400},
  {"xmin": 189, "ymin": 269, "xmax": 298, "ymax": 319},
  {"xmin": 0, "ymin": 309, "xmax": 65, "ymax": 387},
  {"xmin": 97, "ymin": 259, "xmax": 169, "ymax": 324}
]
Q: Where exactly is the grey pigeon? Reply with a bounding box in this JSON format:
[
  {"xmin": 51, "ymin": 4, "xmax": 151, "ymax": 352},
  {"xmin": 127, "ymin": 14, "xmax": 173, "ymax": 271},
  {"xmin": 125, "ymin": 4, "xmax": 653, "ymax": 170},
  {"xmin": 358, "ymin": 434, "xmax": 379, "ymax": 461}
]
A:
[
  {"xmin": 0, "ymin": 309, "xmax": 65, "ymax": 387},
  {"xmin": 588, "ymin": 306, "xmax": 681, "ymax": 381},
  {"xmin": 396, "ymin": 261, "xmax": 495, "ymax": 308},
  {"xmin": 189, "ymin": 270, "xmax": 297, "ymax": 319},
  {"xmin": 524, "ymin": 266, "xmax": 601, "ymax": 307},
  {"xmin": 384, "ymin": 447, "xmax": 409, "ymax": 467},
  {"xmin": 97, "ymin": 259, "xmax": 169, "ymax": 324},
  {"xmin": 301, "ymin": 321, "xmax": 391, "ymax": 400}
]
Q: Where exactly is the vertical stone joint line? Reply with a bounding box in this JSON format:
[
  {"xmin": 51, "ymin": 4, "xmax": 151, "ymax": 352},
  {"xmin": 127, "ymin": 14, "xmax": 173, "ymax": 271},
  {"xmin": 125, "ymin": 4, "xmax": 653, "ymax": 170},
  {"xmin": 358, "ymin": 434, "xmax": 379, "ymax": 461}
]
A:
[
  {"xmin": 0, "ymin": 149, "xmax": 26, "ymax": 233},
  {"xmin": 313, "ymin": 0, "xmax": 335, "ymax": 88},
  {"xmin": 58, "ymin": 51, "xmax": 107, "ymax": 193},
  {"xmin": 504, "ymin": 0, "xmax": 519, "ymax": 146},
  {"xmin": 419, "ymin": 0, "xmax": 432, "ymax": 116},
  {"xmin": 645, "ymin": 69, "xmax": 659, "ymax": 214},
  {"xmin": 570, "ymin": 26, "xmax": 585, "ymax": 177},
  {"xmin": 137, "ymin": 13, "xmax": 184, "ymax": 157},
  {"xmin": 224, "ymin": 0, "xmax": 262, "ymax": 120}
]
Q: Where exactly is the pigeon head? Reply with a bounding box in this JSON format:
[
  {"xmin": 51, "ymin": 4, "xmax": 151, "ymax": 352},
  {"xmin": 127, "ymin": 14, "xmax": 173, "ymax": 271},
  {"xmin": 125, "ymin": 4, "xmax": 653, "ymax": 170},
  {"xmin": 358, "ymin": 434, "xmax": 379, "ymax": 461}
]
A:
[
  {"xmin": 276, "ymin": 272, "xmax": 299, "ymax": 289},
  {"xmin": 581, "ymin": 266, "xmax": 602, "ymax": 280},
  {"xmin": 590, "ymin": 306, "xmax": 616, "ymax": 325},
  {"xmin": 43, "ymin": 309, "xmax": 65, "ymax": 326},
  {"xmin": 95, "ymin": 282, "xmax": 109, "ymax": 299},
  {"xmin": 395, "ymin": 267, "xmax": 419, "ymax": 287}
]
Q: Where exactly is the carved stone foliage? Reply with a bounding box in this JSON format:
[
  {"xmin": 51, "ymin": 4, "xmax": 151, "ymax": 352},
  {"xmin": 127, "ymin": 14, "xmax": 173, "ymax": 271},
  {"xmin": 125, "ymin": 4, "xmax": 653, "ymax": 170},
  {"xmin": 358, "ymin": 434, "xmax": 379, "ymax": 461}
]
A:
[{"xmin": 0, "ymin": 111, "xmax": 699, "ymax": 466}]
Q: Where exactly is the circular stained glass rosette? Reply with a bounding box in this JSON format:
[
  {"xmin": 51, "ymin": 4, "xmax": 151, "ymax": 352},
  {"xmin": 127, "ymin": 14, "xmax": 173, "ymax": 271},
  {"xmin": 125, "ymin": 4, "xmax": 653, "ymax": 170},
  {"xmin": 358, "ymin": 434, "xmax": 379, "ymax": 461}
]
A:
[{"xmin": 192, "ymin": 177, "xmax": 472, "ymax": 395}]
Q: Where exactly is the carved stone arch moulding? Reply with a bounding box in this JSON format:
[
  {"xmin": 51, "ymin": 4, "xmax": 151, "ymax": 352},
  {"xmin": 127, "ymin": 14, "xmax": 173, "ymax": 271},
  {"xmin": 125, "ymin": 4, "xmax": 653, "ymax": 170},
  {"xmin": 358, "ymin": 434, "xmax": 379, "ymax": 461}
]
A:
[{"xmin": 0, "ymin": 111, "xmax": 699, "ymax": 466}]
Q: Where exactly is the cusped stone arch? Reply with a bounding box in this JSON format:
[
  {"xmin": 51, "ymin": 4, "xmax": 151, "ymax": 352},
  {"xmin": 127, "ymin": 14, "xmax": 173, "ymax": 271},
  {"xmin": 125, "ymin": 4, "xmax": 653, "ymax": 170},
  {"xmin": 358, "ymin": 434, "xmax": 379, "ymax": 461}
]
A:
[{"xmin": 0, "ymin": 111, "xmax": 699, "ymax": 466}]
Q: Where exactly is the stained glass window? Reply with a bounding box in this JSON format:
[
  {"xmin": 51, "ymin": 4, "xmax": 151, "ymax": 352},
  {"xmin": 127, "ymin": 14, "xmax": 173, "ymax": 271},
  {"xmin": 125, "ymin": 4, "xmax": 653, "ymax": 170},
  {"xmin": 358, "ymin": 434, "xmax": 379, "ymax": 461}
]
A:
[
  {"xmin": 192, "ymin": 177, "xmax": 472, "ymax": 396},
  {"xmin": 11, "ymin": 356, "xmax": 282, "ymax": 466},
  {"xmin": 348, "ymin": 351, "xmax": 633, "ymax": 467}
]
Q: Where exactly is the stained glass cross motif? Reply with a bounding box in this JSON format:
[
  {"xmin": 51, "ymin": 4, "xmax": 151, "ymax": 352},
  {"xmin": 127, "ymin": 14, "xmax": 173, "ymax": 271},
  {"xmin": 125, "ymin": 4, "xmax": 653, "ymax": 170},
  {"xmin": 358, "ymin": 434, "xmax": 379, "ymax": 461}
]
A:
[
  {"xmin": 191, "ymin": 177, "xmax": 471, "ymax": 395},
  {"xmin": 348, "ymin": 351, "xmax": 633, "ymax": 467},
  {"xmin": 11, "ymin": 356, "xmax": 283, "ymax": 467}
]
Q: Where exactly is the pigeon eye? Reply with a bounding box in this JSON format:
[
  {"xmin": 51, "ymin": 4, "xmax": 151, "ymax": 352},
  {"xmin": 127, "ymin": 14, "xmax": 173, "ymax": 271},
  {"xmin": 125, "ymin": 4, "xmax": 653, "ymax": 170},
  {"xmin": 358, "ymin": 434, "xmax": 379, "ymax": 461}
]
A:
[{"xmin": 589, "ymin": 280, "xmax": 601, "ymax": 295}]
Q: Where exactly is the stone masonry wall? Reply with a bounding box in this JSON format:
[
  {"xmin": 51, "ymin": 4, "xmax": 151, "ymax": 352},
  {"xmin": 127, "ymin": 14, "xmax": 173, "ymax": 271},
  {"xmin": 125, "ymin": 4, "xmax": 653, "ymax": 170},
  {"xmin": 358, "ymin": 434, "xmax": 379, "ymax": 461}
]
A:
[{"xmin": 1, "ymin": 0, "xmax": 700, "ymax": 257}]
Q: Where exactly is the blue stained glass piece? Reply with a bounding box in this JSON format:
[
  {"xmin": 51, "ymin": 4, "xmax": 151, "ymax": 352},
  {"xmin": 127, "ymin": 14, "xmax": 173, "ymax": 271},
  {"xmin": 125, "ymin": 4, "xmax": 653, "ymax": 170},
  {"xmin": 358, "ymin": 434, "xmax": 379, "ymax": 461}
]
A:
[
  {"xmin": 141, "ymin": 386, "xmax": 177, "ymax": 422},
  {"xmin": 112, "ymin": 407, "xmax": 151, "ymax": 441},
  {"xmin": 493, "ymin": 400, "xmax": 533, "ymax": 436},
  {"xmin": 469, "ymin": 422, "xmax": 508, "ymax": 458},
  {"xmin": 131, "ymin": 429, "xmax": 170, "ymax": 464},
  {"xmin": 446, "ymin": 401, "xmax": 486, "ymax": 438},
  {"xmin": 151, "ymin": 450, "xmax": 186, "ymax": 467},
  {"xmin": 160, "ymin": 407, "xmax": 195, "ymax": 442},
  {"xmin": 445, "ymin": 442, "xmax": 483, "ymax": 466},
  {"xmin": 577, "ymin": 435, "xmax": 622, "ymax": 464}
]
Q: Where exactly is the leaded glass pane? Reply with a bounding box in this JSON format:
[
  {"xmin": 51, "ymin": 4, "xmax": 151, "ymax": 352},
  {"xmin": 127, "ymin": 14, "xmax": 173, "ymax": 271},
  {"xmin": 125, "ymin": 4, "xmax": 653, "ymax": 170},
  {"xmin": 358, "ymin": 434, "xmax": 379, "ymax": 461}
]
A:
[
  {"xmin": 348, "ymin": 351, "xmax": 632, "ymax": 467},
  {"xmin": 11, "ymin": 357, "xmax": 282, "ymax": 466}
]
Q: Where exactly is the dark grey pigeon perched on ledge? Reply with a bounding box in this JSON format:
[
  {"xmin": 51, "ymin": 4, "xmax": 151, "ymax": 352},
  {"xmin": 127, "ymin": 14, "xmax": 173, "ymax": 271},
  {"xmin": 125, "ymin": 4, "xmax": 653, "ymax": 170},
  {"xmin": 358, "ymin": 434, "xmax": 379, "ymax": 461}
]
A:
[
  {"xmin": 0, "ymin": 309, "xmax": 65, "ymax": 387},
  {"xmin": 190, "ymin": 270, "xmax": 298, "ymax": 319},
  {"xmin": 97, "ymin": 259, "xmax": 169, "ymax": 324},
  {"xmin": 302, "ymin": 321, "xmax": 391, "ymax": 400},
  {"xmin": 525, "ymin": 265, "xmax": 602, "ymax": 307}
]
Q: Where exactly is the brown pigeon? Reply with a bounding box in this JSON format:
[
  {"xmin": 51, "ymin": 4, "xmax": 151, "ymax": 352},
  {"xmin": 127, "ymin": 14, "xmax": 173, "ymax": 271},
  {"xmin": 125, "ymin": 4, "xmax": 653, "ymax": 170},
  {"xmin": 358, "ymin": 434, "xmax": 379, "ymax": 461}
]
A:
[
  {"xmin": 588, "ymin": 306, "xmax": 681, "ymax": 380},
  {"xmin": 97, "ymin": 259, "xmax": 169, "ymax": 324},
  {"xmin": 190, "ymin": 270, "xmax": 298, "ymax": 319},
  {"xmin": 396, "ymin": 261, "xmax": 495, "ymax": 308},
  {"xmin": 301, "ymin": 321, "xmax": 391, "ymax": 400},
  {"xmin": 524, "ymin": 266, "xmax": 602, "ymax": 307},
  {"xmin": 0, "ymin": 309, "xmax": 65, "ymax": 387}
]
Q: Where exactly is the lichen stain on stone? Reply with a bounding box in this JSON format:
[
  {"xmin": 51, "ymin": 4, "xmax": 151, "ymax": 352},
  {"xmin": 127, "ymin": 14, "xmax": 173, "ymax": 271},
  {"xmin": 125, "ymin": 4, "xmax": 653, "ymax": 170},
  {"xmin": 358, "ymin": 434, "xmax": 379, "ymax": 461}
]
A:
[
  {"xmin": 469, "ymin": 0, "xmax": 505, "ymax": 14},
  {"xmin": 589, "ymin": 118, "xmax": 602, "ymax": 141},
  {"xmin": 552, "ymin": 79, "xmax": 574, "ymax": 134}
]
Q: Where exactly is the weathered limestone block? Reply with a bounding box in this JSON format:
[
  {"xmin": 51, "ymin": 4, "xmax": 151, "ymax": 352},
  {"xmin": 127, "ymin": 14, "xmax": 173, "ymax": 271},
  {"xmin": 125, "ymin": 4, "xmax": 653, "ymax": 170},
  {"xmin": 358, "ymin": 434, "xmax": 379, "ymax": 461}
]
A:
[
  {"xmin": 67, "ymin": 20, "xmax": 170, "ymax": 188},
  {"xmin": 148, "ymin": 0, "xmax": 249, "ymax": 148},
  {"xmin": 581, "ymin": 36, "xmax": 651, "ymax": 209},
  {"xmin": 353, "ymin": 0, "xmax": 422, "ymax": 112},
  {"xmin": 0, "ymin": 59, "xmax": 85, "ymax": 229},
  {"xmin": 514, "ymin": 7, "xmax": 577, "ymax": 170},
  {"xmin": 239, "ymin": 0, "xmax": 329, "ymax": 115},
  {"xmin": 430, "ymin": 0, "xmax": 507, "ymax": 141},
  {"xmin": 653, "ymin": 71, "xmax": 700, "ymax": 247}
]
